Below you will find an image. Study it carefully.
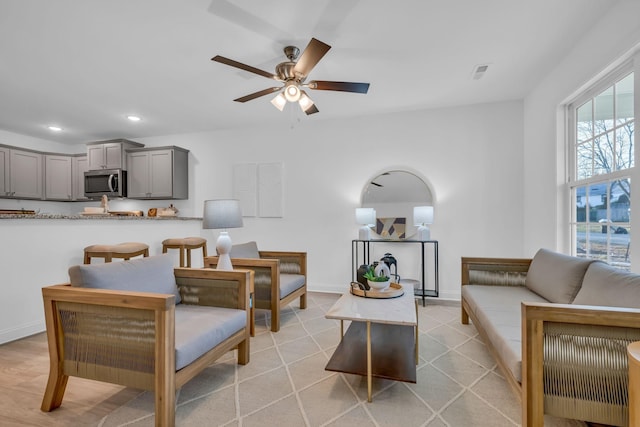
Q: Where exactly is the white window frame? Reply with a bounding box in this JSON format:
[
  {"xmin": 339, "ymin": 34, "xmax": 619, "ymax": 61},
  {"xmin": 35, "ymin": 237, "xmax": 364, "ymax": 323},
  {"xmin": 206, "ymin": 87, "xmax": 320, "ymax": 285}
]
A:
[{"xmin": 566, "ymin": 62, "xmax": 635, "ymax": 268}]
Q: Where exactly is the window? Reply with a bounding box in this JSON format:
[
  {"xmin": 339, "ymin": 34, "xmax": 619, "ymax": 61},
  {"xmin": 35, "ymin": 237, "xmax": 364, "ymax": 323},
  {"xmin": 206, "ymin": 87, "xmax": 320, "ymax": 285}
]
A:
[{"xmin": 568, "ymin": 71, "xmax": 634, "ymax": 269}]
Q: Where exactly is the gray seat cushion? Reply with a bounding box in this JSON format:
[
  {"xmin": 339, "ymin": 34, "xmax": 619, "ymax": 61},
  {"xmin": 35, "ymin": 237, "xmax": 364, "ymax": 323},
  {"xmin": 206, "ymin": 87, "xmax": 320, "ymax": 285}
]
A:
[
  {"xmin": 69, "ymin": 253, "xmax": 181, "ymax": 304},
  {"xmin": 573, "ymin": 261, "xmax": 640, "ymax": 308},
  {"xmin": 280, "ymin": 274, "xmax": 305, "ymax": 299},
  {"xmin": 174, "ymin": 304, "xmax": 246, "ymax": 370},
  {"xmin": 525, "ymin": 248, "xmax": 596, "ymax": 304},
  {"xmin": 462, "ymin": 285, "xmax": 548, "ymax": 382}
]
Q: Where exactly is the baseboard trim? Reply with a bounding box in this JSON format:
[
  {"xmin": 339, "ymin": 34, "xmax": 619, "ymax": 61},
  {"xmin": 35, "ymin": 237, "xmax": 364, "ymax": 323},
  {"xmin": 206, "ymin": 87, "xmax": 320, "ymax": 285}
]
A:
[{"xmin": 0, "ymin": 321, "xmax": 45, "ymax": 345}]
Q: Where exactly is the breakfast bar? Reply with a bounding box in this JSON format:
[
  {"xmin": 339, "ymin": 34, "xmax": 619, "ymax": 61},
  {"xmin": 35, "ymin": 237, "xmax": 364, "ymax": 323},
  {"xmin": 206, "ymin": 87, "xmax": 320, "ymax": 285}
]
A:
[{"xmin": 0, "ymin": 213, "xmax": 205, "ymax": 345}]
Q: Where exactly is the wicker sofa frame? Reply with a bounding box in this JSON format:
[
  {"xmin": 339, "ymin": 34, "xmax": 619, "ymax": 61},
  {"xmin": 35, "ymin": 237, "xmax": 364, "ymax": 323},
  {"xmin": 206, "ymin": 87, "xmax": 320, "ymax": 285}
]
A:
[
  {"xmin": 41, "ymin": 267, "xmax": 253, "ymax": 427},
  {"xmin": 461, "ymin": 256, "xmax": 640, "ymax": 427},
  {"xmin": 205, "ymin": 250, "xmax": 307, "ymax": 332}
]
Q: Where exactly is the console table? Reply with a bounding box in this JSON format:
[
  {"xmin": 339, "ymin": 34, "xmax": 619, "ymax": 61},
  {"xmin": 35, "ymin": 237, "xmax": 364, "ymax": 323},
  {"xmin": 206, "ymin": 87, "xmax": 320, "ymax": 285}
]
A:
[{"xmin": 352, "ymin": 239, "xmax": 439, "ymax": 305}]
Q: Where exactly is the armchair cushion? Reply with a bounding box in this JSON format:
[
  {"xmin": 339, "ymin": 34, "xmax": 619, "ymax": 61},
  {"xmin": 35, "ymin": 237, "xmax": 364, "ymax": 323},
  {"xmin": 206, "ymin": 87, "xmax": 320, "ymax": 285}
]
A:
[
  {"xmin": 174, "ymin": 305, "xmax": 246, "ymax": 370},
  {"xmin": 525, "ymin": 248, "xmax": 596, "ymax": 304},
  {"xmin": 230, "ymin": 241, "xmax": 260, "ymax": 259},
  {"xmin": 68, "ymin": 253, "xmax": 181, "ymax": 304},
  {"xmin": 280, "ymin": 274, "xmax": 306, "ymax": 299},
  {"xmin": 573, "ymin": 261, "xmax": 640, "ymax": 308}
]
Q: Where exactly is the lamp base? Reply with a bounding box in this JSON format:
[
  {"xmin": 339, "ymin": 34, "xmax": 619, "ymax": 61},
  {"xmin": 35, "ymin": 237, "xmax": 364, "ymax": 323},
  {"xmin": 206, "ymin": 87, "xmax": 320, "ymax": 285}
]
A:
[
  {"xmin": 416, "ymin": 225, "xmax": 431, "ymax": 241},
  {"xmin": 216, "ymin": 231, "xmax": 233, "ymax": 270},
  {"xmin": 358, "ymin": 225, "xmax": 371, "ymax": 240}
]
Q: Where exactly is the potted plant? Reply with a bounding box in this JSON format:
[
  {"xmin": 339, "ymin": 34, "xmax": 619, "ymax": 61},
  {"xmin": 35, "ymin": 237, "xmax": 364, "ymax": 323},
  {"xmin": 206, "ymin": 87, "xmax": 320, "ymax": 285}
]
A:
[{"xmin": 363, "ymin": 266, "xmax": 391, "ymax": 290}]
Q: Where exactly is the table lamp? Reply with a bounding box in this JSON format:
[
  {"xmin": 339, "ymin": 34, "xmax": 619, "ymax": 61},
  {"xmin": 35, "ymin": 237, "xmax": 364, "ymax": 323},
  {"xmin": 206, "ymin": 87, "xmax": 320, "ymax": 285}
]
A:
[
  {"xmin": 355, "ymin": 207, "xmax": 376, "ymax": 240},
  {"xmin": 413, "ymin": 206, "xmax": 433, "ymax": 240},
  {"xmin": 203, "ymin": 199, "xmax": 243, "ymax": 270}
]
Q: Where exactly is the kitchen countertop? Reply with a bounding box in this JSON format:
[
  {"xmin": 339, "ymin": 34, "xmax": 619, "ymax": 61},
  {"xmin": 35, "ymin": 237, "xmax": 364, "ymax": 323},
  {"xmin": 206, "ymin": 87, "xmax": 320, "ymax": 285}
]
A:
[{"xmin": 0, "ymin": 213, "xmax": 202, "ymax": 220}]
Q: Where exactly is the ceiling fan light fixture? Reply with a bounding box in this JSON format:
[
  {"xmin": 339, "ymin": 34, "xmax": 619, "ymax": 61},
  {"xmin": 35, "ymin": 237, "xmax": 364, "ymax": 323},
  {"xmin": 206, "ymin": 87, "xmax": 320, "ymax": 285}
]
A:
[
  {"xmin": 284, "ymin": 81, "xmax": 301, "ymax": 102},
  {"xmin": 270, "ymin": 92, "xmax": 286, "ymax": 111},
  {"xmin": 298, "ymin": 91, "xmax": 314, "ymax": 112}
]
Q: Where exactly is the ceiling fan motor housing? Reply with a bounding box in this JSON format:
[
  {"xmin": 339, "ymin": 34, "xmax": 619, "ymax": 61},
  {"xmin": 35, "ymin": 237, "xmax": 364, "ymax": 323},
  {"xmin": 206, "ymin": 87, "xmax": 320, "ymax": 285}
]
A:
[{"xmin": 275, "ymin": 61, "xmax": 300, "ymax": 82}]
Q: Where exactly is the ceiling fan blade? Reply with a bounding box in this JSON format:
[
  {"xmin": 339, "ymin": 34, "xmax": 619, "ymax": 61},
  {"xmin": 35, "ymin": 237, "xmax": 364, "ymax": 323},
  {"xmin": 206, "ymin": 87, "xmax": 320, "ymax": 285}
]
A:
[
  {"xmin": 234, "ymin": 87, "xmax": 281, "ymax": 103},
  {"xmin": 304, "ymin": 104, "xmax": 319, "ymax": 115},
  {"xmin": 212, "ymin": 55, "xmax": 277, "ymax": 80},
  {"xmin": 308, "ymin": 80, "xmax": 370, "ymax": 94},
  {"xmin": 208, "ymin": 0, "xmax": 294, "ymax": 44},
  {"xmin": 293, "ymin": 38, "xmax": 331, "ymax": 78}
]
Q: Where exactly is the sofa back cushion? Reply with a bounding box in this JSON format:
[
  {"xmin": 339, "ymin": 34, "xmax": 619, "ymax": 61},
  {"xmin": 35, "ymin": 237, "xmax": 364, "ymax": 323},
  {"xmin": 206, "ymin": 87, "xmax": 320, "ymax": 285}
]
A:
[
  {"xmin": 69, "ymin": 254, "xmax": 181, "ymax": 304},
  {"xmin": 525, "ymin": 248, "xmax": 596, "ymax": 304},
  {"xmin": 230, "ymin": 241, "xmax": 260, "ymax": 259},
  {"xmin": 573, "ymin": 261, "xmax": 640, "ymax": 308}
]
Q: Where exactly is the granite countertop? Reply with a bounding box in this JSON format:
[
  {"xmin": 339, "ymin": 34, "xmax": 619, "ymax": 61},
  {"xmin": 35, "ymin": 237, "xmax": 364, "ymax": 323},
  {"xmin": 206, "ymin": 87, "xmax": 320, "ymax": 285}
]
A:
[{"xmin": 0, "ymin": 213, "xmax": 202, "ymax": 220}]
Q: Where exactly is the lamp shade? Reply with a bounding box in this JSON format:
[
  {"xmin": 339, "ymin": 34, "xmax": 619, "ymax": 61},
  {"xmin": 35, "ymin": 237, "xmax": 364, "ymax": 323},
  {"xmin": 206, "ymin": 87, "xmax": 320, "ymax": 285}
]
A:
[
  {"xmin": 355, "ymin": 208, "xmax": 376, "ymax": 226},
  {"xmin": 413, "ymin": 206, "xmax": 434, "ymax": 226},
  {"xmin": 203, "ymin": 199, "xmax": 243, "ymax": 229}
]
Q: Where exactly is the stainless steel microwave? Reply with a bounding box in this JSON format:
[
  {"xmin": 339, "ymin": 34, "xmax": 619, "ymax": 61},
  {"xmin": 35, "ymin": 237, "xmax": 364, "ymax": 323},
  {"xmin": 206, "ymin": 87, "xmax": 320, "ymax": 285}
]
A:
[{"xmin": 84, "ymin": 169, "xmax": 127, "ymax": 199}]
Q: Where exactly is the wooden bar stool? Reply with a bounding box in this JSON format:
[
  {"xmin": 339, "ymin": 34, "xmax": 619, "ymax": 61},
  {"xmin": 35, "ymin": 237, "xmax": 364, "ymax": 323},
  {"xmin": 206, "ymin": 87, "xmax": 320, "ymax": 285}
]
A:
[
  {"xmin": 83, "ymin": 242, "xmax": 149, "ymax": 264},
  {"xmin": 162, "ymin": 237, "xmax": 207, "ymax": 267}
]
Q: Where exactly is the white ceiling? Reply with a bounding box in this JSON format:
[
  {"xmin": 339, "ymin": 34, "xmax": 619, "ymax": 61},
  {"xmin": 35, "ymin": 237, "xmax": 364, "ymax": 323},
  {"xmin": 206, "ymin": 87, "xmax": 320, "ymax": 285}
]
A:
[{"xmin": 0, "ymin": 0, "xmax": 615, "ymax": 145}]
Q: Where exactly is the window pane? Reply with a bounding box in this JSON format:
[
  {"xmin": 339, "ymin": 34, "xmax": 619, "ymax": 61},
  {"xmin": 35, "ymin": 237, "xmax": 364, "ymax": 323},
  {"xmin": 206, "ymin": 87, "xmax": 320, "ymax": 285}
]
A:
[
  {"xmin": 593, "ymin": 131, "xmax": 614, "ymax": 175},
  {"xmin": 610, "ymin": 179, "xmax": 630, "ymax": 221},
  {"xmin": 594, "ymin": 86, "xmax": 614, "ymax": 134},
  {"xmin": 616, "ymin": 122, "xmax": 634, "ymax": 169},
  {"xmin": 586, "ymin": 224, "xmax": 608, "ymax": 262},
  {"xmin": 575, "ymin": 185, "xmax": 587, "ymax": 223},
  {"xmin": 616, "ymin": 73, "xmax": 634, "ymax": 125},
  {"xmin": 577, "ymin": 142, "xmax": 592, "ymax": 179},
  {"xmin": 576, "ymin": 100, "xmax": 593, "ymax": 143}
]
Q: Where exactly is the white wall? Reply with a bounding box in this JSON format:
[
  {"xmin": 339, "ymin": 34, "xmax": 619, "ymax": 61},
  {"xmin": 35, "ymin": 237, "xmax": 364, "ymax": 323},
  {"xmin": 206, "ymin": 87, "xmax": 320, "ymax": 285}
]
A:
[
  {"xmin": 137, "ymin": 100, "xmax": 525, "ymax": 299},
  {"xmin": 523, "ymin": 1, "xmax": 640, "ymax": 262}
]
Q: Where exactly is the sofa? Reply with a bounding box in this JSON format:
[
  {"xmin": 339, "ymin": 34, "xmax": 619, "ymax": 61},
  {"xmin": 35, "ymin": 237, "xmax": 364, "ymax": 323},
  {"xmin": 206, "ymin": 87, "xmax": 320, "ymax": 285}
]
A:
[
  {"xmin": 40, "ymin": 254, "xmax": 254, "ymax": 427},
  {"xmin": 461, "ymin": 248, "xmax": 640, "ymax": 427}
]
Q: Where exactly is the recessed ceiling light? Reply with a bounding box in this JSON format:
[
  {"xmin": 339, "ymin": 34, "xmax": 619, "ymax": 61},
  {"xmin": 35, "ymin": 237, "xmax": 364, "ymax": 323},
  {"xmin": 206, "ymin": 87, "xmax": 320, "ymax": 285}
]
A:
[
  {"xmin": 47, "ymin": 125, "xmax": 62, "ymax": 132},
  {"xmin": 127, "ymin": 115, "xmax": 141, "ymax": 122}
]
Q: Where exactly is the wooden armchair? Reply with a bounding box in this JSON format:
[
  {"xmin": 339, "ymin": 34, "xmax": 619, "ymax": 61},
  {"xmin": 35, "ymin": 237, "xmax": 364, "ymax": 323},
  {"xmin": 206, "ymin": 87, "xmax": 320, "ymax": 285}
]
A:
[
  {"xmin": 41, "ymin": 264, "xmax": 253, "ymax": 427},
  {"xmin": 204, "ymin": 242, "xmax": 306, "ymax": 332}
]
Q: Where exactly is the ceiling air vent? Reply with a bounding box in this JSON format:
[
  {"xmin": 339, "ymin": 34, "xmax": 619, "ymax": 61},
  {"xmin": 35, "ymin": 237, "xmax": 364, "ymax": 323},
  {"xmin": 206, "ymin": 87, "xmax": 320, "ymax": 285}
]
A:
[{"xmin": 472, "ymin": 64, "xmax": 490, "ymax": 80}]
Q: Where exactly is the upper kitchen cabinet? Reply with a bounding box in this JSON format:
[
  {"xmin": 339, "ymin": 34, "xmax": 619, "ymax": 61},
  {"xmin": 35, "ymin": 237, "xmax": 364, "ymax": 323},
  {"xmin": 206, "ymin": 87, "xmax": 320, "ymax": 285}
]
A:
[
  {"xmin": 127, "ymin": 146, "xmax": 188, "ymax": 199},
  {"xmin": 86, "ymin": 139, "xmax": 144, "ymax": 170},
  {"xmin": 44, "ymin": 154, "xmax": 72, "ymax": 200},
  {"xmin": 9, "ymin": 148, "xmax": 43, "ymax": 199}
]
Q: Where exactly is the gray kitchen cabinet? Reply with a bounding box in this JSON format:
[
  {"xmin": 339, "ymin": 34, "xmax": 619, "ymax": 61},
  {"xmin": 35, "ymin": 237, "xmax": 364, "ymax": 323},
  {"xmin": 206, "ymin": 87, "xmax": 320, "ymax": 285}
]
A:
[
  {"xmin": 126, "ymin": 146, "xmax": 188, "ymax": 199},
  {"xmin": 86, "ymin": 139, "xmax": 144, "ymax": 170},
  {"xmin": 9, "ymin": 148, "xmax": 43, "ymax": 199},
  {"xmin": 72, "ymin": 155, "xmax": 88, "ymax": 200},
  {"xmin": 45, "ymin": 155, "xmax": 72, "ymax": 200}
]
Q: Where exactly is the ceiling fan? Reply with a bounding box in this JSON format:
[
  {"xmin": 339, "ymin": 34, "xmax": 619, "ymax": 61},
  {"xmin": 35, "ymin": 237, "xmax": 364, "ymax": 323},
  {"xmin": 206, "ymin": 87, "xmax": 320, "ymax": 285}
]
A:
[{"xmin": 211, "ymin": 38, "xmax": 370, "ymax": 115}]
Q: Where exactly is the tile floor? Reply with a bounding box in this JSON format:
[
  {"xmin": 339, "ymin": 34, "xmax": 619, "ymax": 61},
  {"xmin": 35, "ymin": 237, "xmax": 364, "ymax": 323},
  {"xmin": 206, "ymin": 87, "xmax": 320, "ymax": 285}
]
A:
[{"xmin": 101, "ymin": 292, "xmax": 587, "ymax": 427}]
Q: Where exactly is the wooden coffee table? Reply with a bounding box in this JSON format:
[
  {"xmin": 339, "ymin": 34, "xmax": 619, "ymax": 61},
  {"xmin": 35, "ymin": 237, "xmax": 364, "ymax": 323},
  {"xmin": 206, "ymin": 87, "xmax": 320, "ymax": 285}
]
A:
[{"xmin": 324, "ymin": 286, "xmax": 418, "ymax": 402}]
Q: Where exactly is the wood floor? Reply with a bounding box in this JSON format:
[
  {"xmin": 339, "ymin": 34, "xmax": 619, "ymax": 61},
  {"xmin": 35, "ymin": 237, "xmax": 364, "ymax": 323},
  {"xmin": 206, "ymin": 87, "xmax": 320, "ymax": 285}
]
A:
[{"xmin": 0, "ymin": 332, "xmax": 140, "ymax": 427}]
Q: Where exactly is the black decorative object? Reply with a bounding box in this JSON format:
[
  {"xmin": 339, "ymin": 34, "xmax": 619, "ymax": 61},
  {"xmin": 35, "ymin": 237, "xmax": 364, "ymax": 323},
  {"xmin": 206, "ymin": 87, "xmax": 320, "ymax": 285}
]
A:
[
  {"xmin": 380, "ymin": 253, "xmax": 399, "ymax": 281},
  {"xmin": 356, "ymin": 264, "xmax": 371, "ymax": 290}
]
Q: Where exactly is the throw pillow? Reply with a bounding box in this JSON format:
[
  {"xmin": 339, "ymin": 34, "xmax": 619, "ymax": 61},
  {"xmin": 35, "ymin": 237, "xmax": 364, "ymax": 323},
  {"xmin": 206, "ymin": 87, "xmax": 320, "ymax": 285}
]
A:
[
  {"xmin": 573, "ymin": 261, "xmax": 640, "ymax": 308},
  {"xmin": 230, "ymin": 241, "xmax": 260, "ymax": 259},
  {"xmin": 69, "ymin": 253, "xmax": 181, "ymax": 304},
  {"xmin": 525, "ymin": 248, "xmax": 596, "ymax": 304}
]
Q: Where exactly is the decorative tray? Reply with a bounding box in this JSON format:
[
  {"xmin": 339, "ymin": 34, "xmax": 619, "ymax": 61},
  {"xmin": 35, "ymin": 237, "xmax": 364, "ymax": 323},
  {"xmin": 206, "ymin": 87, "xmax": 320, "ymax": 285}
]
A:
[{"xmin": 350, "ymin": 282, "xmax": 404, "ymax": 299}]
